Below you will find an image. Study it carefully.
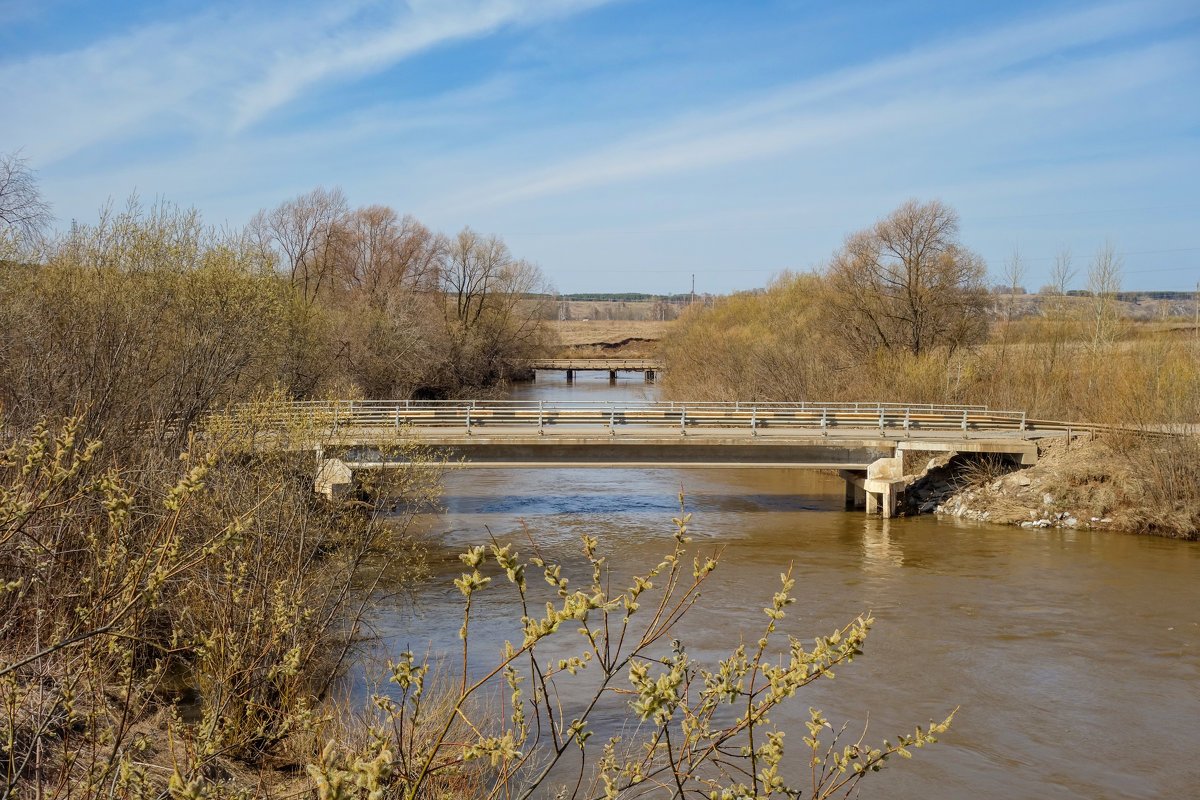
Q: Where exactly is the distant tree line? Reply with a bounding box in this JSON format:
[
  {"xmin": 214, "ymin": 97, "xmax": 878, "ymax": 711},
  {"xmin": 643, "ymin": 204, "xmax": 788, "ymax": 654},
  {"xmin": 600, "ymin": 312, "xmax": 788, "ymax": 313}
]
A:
[{"xmin": 556, "ymin": 291, "xmax": 700, "ymax": 303}]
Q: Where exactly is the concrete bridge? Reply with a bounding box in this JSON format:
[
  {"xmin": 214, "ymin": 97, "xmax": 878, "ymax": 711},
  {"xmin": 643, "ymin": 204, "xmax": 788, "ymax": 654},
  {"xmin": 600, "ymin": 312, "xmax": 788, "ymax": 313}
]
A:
[
  {"xmin": 262, "ymin": 400, "xmax": 1079, "ymax": 517},
  {"xmin": 529, "ymin": 359, "xmax": 662, "ymax": 382}
]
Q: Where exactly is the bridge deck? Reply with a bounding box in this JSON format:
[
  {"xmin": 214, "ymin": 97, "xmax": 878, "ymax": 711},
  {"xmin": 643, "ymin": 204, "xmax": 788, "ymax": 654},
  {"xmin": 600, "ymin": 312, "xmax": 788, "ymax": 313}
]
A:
[
  {"xmin": 331, "ymin": 425, "xmax": 1041, "ymax": 468},
  {"xmin": 221, "ymin": 401, "xmax": 1083, "ymax": 471},
  {"xmin": 529, "ymin": 358, "xmax": 662, "ymax": 371}
]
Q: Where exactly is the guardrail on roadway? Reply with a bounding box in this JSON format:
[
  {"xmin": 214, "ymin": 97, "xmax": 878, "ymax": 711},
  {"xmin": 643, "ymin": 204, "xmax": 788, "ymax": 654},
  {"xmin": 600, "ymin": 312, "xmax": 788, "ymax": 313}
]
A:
[{"xmin": 219, "ymin": 400, "xmax": 1070, "ymax": 438}]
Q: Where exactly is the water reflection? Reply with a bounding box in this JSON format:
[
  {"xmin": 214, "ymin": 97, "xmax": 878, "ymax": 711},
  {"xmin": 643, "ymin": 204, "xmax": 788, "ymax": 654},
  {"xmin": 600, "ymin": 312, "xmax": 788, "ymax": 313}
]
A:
[
  {"xmin": 511, "ymin": 369, "xmax": 661, "ymax": 402},
  {"xmin": 376, "ymin": 373, "xmax": 1200, "ymax": 800},
  {"xmin": 860, "ymin": 516, "xmax": 904, "ymax": 571}
]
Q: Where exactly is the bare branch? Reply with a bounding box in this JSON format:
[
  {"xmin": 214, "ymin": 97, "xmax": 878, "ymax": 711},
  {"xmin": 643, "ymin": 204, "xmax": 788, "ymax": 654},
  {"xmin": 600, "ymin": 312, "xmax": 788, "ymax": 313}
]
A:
[{"xmin": 0, "ymin": 150, "xmax": 53, "ymax": 241}]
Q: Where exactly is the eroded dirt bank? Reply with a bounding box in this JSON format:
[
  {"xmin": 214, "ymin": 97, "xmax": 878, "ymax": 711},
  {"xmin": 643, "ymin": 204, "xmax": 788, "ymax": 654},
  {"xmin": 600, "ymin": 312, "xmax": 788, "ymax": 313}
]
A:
[{"xmin": 900, "ymin": 436, "xmax": 1199, "ymax": 540}]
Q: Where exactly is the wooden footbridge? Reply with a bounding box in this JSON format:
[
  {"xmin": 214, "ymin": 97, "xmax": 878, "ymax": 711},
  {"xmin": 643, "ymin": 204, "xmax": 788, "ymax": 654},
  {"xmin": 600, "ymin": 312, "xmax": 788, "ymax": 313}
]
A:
[
  {"xmin": 529, "ymin": 359, "xmax": 662, "ymax": 381},
  {"xmin": 241, "ymin": 400, "xmax": 1082, "ymax": 517}
]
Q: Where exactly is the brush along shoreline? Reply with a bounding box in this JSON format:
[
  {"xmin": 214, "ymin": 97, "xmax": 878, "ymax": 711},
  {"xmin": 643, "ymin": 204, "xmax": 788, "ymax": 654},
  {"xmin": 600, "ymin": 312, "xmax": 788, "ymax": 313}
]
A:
[{"xmin": 899, "ymin": 435, "xmax": 1199, "ymax": 540}]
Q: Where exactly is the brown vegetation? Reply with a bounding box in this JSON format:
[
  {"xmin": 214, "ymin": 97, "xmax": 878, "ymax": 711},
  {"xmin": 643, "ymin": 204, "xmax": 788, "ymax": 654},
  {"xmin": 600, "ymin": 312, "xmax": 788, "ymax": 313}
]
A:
[
  {"xmin": 0, "ymin": 178, "xmax": 959, "ymax": 796},
  {"xmin": 826, "ymin": 199, "xmax": 988, "ymax": 357},
  {"xmin": 0, "ymin": 171, "xmax": 558, "ymax": 797},
  {"xmin": 930, "ymin": 434, "xmax": 1200, "ymax": 539},
  {"xmin": 0, "ymin": 193, "xmax": 552, "ymax": 447},
  {"xmin": 551, "ymin": 320, "xmax": 671, "ymax": 347},
  {"xmin": 662, "ymin": 200, "xmax": 1200, "ymax": 537},
  {"xmin": 0, "ymin": 407, "xmax": 444, "ymax": 796},
  {"xmin": 549, "ymin": 321, "xmax": 670, "ymax": 359}
]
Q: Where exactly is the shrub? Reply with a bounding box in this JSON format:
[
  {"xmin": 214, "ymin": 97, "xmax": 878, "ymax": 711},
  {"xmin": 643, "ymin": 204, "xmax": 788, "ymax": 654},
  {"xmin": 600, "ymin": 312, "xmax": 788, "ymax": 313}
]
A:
[
  {"xmin": 309, "ymin": 500, "xmax": 955, "ymax": 799},
  {"xmin": 0, "ymin": 408, "xmax": 442, "ymax": 796}
]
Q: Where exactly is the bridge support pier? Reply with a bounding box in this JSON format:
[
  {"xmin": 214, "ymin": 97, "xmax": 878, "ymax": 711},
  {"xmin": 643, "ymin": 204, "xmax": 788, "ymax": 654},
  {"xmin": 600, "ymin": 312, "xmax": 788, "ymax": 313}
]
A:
[
  {"xmin": 315, "ymin": 457, "xmax": 356, "ymax": 501},
  {"xmin": 864, "ymin": 486, "xmax": 897, "ymax": 516},
  {"xmin": 839, "ymin": 454, "xmax": 904, "ymax": 518},
  {"xmin": 845, "ymin": 480, "xmax": 866, "ymax": 510}
]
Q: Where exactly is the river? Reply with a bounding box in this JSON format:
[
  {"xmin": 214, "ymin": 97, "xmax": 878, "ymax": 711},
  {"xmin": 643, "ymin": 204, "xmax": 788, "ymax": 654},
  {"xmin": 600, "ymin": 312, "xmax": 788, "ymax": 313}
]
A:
[{"xmin": 378, "ymin": 370, "xmax": 1200, "ymax": 799}]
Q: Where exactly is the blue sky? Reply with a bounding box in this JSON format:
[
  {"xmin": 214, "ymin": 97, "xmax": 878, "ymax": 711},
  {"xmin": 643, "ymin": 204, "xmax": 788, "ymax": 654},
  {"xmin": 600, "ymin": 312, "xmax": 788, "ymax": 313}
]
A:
[{"xmin": 2, "ymin": 0, "xmax": 1197, "ymax": 293}]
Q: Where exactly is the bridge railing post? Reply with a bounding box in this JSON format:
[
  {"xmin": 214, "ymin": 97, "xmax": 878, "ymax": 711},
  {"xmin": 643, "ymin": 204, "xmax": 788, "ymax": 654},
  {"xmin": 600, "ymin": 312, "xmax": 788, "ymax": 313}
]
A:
[
  {"xmin": 680, "ymin": 407, "xmax": 686, "ymax": 435},
  {"xmin": 878, "ymin": 408, "xmax": 885, "ymax": 436},
  {"xmin": 539, "ymin": 400, "xmax": 544, "ymax": 434},
  {"xmin": 466, "ymin": 407, "xmax": 471, "ymax": 435},
  {"xmin": 904, "ymin": 408, "xmax": 910, "ymax": 438},
  {"xmin": 821, "ymin": 407, "xmax": 828, "ymax": 436},
  {"xmin": 961, "ymin": 409, "xmax": 968, "ymax": 438},
  {"xmin": 1020, "ymin": 411, "xmax": 1027, "ymax": 439},
  {"xmin": 751, "ymin": 406, "xmax": 757, "ymax": 435}
]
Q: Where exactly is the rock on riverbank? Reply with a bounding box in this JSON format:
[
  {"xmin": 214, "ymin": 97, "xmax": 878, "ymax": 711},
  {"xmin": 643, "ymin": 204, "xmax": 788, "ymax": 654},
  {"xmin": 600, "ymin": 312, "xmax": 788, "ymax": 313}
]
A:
[{"xmin": 901, "ymin": 436, "xmax": 1198, "ymax": 538}]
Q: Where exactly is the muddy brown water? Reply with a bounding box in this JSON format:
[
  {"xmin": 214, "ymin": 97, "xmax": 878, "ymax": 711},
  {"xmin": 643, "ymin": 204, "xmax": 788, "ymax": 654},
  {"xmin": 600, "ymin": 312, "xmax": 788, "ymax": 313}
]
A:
[{"xmin": 375, "ymin": 371, "xmax": 1199, "ymax": 799}]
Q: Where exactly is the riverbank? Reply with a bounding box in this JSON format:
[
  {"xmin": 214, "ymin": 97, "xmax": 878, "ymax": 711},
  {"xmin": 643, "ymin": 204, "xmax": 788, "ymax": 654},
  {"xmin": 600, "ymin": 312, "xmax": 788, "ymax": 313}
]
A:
[
  {"xmin": 903, "ymin": 434, "xmax": 1200, "ymax": 540},
  {"xmin": 550, "ymin": 319, "xmax": 670, "ymax": 359},
  {"xmin": 407, "ymin": 372, "xmax": 1200, "ymax": 800}
]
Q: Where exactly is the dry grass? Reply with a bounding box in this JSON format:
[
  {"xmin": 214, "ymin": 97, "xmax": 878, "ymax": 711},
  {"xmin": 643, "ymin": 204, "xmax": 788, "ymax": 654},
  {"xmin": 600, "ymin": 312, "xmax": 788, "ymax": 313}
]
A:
[
  {"xmin": 931, "ymin": 435, "xmax": 1200, "ymax": 538},
  {"xmin": 550, "ymin": 320, "xmax": 671, "ymax": 347}
]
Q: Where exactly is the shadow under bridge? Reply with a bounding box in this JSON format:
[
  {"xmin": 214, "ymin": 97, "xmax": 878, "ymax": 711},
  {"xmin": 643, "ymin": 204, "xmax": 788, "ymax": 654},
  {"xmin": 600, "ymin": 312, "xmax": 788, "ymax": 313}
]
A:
[{"xmin": 306, "ymin": 401, "xmax": 1048, "ymax": 517}]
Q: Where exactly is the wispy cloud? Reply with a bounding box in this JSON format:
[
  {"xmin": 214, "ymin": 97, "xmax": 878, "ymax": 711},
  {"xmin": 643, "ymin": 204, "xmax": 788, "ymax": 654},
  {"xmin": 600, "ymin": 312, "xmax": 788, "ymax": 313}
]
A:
[
  {"xmin": 0, "ymin": 0, "xmax": 613, "ymax": 163},
  {"xmin": 6, "ymin": 0, "xmax": 1196, "ymax": 291},
  {"xmin": 456, "ymin": 0, "xmax": 1199, "ymax": 207},
  {"xmin": 229, "ymin": 0, "xmax": 611, "ymax": 131}
]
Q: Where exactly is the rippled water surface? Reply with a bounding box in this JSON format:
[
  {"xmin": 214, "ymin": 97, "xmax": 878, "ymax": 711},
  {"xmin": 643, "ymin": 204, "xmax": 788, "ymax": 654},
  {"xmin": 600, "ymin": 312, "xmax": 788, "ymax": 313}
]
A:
[{"xmin": 378, "ymin": 371, "xmax": 1200, "ymax": 799}]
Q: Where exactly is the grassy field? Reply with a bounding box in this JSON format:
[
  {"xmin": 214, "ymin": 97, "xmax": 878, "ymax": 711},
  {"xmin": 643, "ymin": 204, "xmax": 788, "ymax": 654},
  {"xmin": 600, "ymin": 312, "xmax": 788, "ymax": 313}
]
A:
[{"xmin": 550, "ymin": 319, "xmax": 672, "ymax": 346}]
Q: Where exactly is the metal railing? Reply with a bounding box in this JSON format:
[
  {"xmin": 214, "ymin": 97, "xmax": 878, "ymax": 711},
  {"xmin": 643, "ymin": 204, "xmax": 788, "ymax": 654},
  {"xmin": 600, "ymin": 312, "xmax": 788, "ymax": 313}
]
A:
[
  {"xmin": 221, "ymin": 400, "xmax": 1053, "ymax": 438},
  {"xmin": 529, "ymin": 359, "xmax": 662, "ymax": 370}
]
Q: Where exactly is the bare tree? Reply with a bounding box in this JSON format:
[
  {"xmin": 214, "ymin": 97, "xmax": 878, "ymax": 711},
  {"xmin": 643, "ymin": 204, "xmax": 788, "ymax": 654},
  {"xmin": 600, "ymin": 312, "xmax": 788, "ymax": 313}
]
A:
[
  {"xmin": 1049, "ymin": 247, "xmax": 1075, "ymax": 296},
  {"xmin": 442, "ymin": 227, "xmax": 512, "ymax": 329},
  {"xmin": 1038, "ymin": 246, "xmax": 1078, "ymax": 374},
  {"xmin": 487, "ymin": 257, "xmax": 554, "ymax": 339},
  {"xmin": 998, "ymin": 245, "xmax": 1027, "ymax": 357},
  {"xmin": 336, "ymin": 206, "xmax": 443, "ymax": 308},
  {"xmin": 0, "ymin": 150, "xmax": 53, "ymax": 241},
  {"xmin": 826, "ymin": 199, "xmax": 988, "ymax": 356},
  {"xmin": 1002, "ymin": 246, "xmax": 1026, "ymax": 304},
  {"xmin": 1087, "ymin": 240, "xmax": 1123, "ymax": 352},
  {"xmin": 249, "ymin": 187, "xmax": 348, "ymax": 306}
]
